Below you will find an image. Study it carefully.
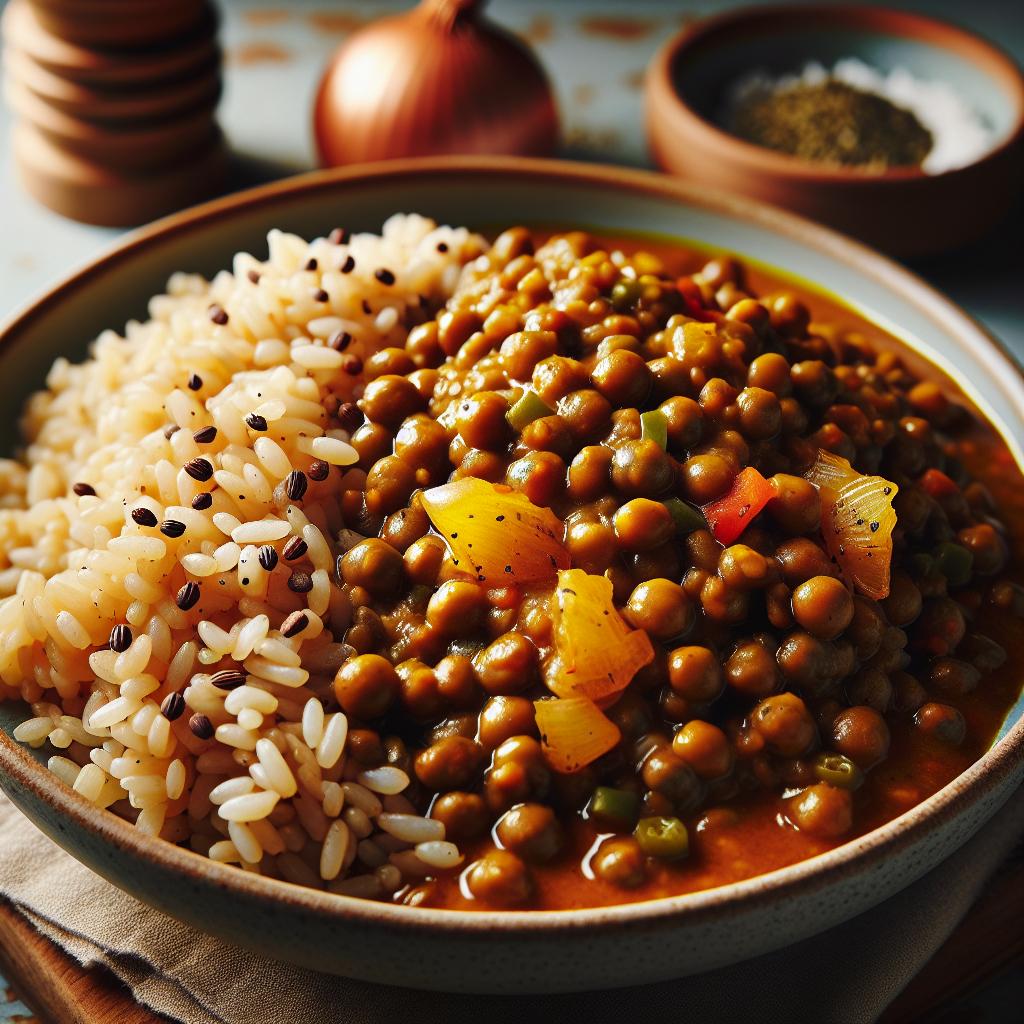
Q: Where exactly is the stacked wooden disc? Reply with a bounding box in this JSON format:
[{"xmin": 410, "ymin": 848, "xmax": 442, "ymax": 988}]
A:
[{"xmin": 2, "ymin": 0, "xmax": 227, "ymax": 226}]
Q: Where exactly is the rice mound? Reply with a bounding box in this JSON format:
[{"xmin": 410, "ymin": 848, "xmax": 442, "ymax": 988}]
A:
[{"xmin": 0, "ymin": 214, "xmax": 485, "ymax": 896}]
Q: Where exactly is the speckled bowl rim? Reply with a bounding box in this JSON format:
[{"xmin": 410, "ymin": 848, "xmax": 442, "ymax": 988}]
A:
[
  {"xmin": 0, "ymin": 156, "xmax": 1022, "ymax": 938},
  {"xmin": 645, "ymin": 3, "xmax": 1024, "ymax": 184}
]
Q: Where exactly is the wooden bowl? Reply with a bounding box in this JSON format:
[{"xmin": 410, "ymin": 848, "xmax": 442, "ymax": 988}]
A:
[{"xmin": 645, "ymin": 5, "xmax": 1024, "ymax": 257}]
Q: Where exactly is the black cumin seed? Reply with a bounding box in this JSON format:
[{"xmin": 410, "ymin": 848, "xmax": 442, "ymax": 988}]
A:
[
  {"xmin": 870, "ymin": 521, "xmax": 880, "ymax": 532},
  {"xmin": 313, "ymin": 288, "xmax": 329, "ymax": 303},
  {"xmin": 285, "ymin": 470, "xmax": 308, "ymax": 501},
  {"xmin": 131, "ymin": 507, "xmax": 158, "ymax": 527},
  {"xmin": 340, "ymin": 254, "xmax": 355, "ymax": 274},
  {"xmin": 193, "ymin": 425, "xmax": 218, "ymax": 444},
  {"xmin": 161, "ymin": 691, "xmax": 186, "ymax": 721},
  {"xmin": 109, "ymin": 624, "xmax": 132, "ymax": 653},
  {"xmin": 342, "ymin": 355, "xmax": 363, "ymax": 376},
  {"xmin": 361, "ymin": 300, "xmax": 372, "ymax": 315},
  {"xmin": 374, "ymin": 268, "xmax": 396, "ymax": 286},
  {"xmin": 308, "ymin": 459, "xmax": 330, "ymax": 482},
  {"xmin": 73, "ymin": 482, "xmax": 96, "ymax": 497},
  {"xmin": 245, "ymin": 413, "xmax": 268, "ymax": 432},
  {"xmin": 288, "ymin": 570, "xmax": 313, "ymax": 593},
  {"xmin": 189, "ymin": 713, "xmax": 214, "ymax": 739},
  {"xmin": 304, "ymin": 257, "xmax": 318, "ymax": 271},
  {"xmin": 191, "ymin": 492, "xmax": 213, "ymax": 510},
  {"xmin": 328, "ymin": 330, "xmax": 352, "ymax": 351},
  {"xmin": 247, "ymin": 269, "xmax": 261, "ymax": 284},
  {"xmin": 437, "ymin": 242, "xmax": 448, "ymax": 253},
  {"xmin": 258, "ymin": 545, "xmax": 279, "ymax": 570},
  {"xmin": 283, "ymin": 536, "xmax": 308, "ymax": 561},
  {"xmin": 176, "ymin": 581, "xmax": 200, "ymax": 611},
  {"xmin": 187, "ymin": 373, "xmax": 203, "ymax": 391},
  {"xmin": 184, "ymin": 458, "xmax": 213, "ymax": 482},
  {"xmin": 336, "ymin": 402, "xmax": 362, "ymax": 432},
  {"xmin": 160, "ymin": 519, "xmax": 186, "ymax": 538},
  {"xmin": 281, "ymin": 611, "xmax": 309, "ymax": 638},
  {"xmin": 208, "ymin": 304, "xmax": 229, "ymax": 325},
  {"xmin": 211, "ymin": 669, "xmax": 246, "ymax": 691}
]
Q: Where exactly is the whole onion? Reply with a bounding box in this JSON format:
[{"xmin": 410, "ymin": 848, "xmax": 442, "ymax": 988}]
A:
[{"xmin": 314, "ymin": 0, "xmax": 559, "ymax": 166}]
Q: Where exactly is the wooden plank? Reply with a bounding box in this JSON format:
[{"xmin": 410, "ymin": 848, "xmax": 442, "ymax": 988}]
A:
[{"xmin": 0, "ymin": 902, "xmax": 166, "ymax": 1024}]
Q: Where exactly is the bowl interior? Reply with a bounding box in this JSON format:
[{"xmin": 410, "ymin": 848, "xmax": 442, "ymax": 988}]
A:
[{"xmin": 671, "ymin": 12, "xmax": 1020, "ymax": 150}]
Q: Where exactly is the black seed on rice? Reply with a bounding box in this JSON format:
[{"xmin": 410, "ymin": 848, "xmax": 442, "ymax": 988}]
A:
[
  {"xmin": 208, "ymin": 304, "xmax": 229, "ymax": 325},
  {"xmin": 193, "ymin": 425, "xmax": 218, "ymax": 444},
  {"xmin": 211, "ymin": 669, "xmax": 247, "ymax": 690},
  {"xmin": 109, "ymin": 624, "xmax": 132, "ymax": 653},
  {"xmin": 308, "ymin": 459, "xmax": 330, "ymax": 481},
  {"xmin": 328, "ymin": 330, "xmax": 352, "ymax": 351},
  {"xmin": 161, "ymin": 692, "xmax": 186, "ymax": 721},
  {"xmin": 187, "ymin": 373, "xmax": 203, "ymax": 391},
  {"xmin": 361, "ymin": 300, "xmax": 372, "ymax": 315},
  {"xmin": 336, "ymin": 402, "xmax": 362, "ymax": 432},
  {"xmin": 343, "ymin": 355, "xmax": 363, "ymax": 376},
  {"xmin": 313, "ymin": 288, "xmax": 329, "ymax": 303},
  {"xmin": 245, "ymin": 412, "xmax": 269, "ymax": 431},
  {"xmin": 375, "ymin": 268, "xmax": 396, "ymax": 286},
  {"xmin": 340, "ymin": 254, "xmax": 356, "ymax": 274},
  {"xmin": 176, "ymin": 581, "xmax": 201, "ymax": 611},
  {"xmin": 305, "ymin": 258, "xmax": 318, "ymax": 271},
  {"xmin": 131, "ymin": 507, "xmax": 158, "ymax": 527},
  {"xmin": 437, "ymin": 242, "xmax": 449, "ymax": 253},
  {"xmin": 288, "ymin": 571, "xmax": 313, "ymax": 594},
  {"xmin": 283, "ymin": 536, "xmax": 308, "ymax": 561},
  {"xmin": 189, "ymin": 713, "xmax": 214, "ymax": 740},
  {"xmin": 328, "ymin": 227, "xmax": 349, "ymax": 245},
  {"xmin": 258, "ymin": 545, "xmax": 279, "ymax": 571},
  {"xmin": 72, "ymin": 482, "xmax": 96, "ymax": 497},
  {"xmin": 281, "ymin": 611, "xmax": 309, "ymax": 638},
  {"xmin": 185, "ymin": 458, "xmax": 214, "ymax": 482},
  {"xmin": 160, "ymin": 519, "xmax": 186, "ymax": 538},
  {"xmin": 164, "ymin": 424, "xmax": 180, "ymax": 439},
  {"xmin": 285, "ymin": 470, "xmax": 308, "ymax": 501},
  {"xmin": 247, "ymin": 269, "xmax": 261, "ymax": 284},
  {"xmin": 191, "ymin": 492, "xmax": 213, "ymax": 510}
]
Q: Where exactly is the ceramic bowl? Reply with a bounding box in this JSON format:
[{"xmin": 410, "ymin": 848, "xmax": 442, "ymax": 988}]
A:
[
  {"xmin": 645, "ymin": 5, "xmax": 1024, "ymax": 258},
  {"xmin": 0, "ymin": 158, "xmax": 1022, "ymax": 994}
]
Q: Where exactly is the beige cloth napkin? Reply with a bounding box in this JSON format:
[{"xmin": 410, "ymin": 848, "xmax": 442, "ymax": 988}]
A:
[{"xmin": 1, "ymin": 787, "xmax": 1022, "ymax": 1024}]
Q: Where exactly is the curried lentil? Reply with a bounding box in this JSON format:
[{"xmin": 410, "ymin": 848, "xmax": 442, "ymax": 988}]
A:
[
  {"xmin": 1, "ymin": 222, "xmax": 1020, "ymax": 914},
  {"xmin": 312, "ymin": 228, "xmax": 1023, "ymax": 910}
]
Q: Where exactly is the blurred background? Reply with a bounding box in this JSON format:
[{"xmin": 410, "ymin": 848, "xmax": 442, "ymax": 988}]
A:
[{"xmin": 1, "ymin": 0, "xmax": 1022, "ymax": 354}]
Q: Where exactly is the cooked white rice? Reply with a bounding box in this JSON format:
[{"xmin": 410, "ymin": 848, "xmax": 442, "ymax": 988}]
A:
[{"xmin": 0, "ymin": 214, "xmax": 486, "ymax": 896}]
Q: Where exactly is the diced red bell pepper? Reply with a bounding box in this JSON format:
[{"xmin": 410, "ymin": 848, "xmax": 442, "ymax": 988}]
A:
[
  {"xmin": 701, "ymin": 467, "xmax": 774, "ymax": 546},
  {"xmin": 676, "ymin": 276, "xmax": 723, "ymax": 323},
  {"xmin": 919, "ymin": 468, "xmax": 959, "ymax": 499}
]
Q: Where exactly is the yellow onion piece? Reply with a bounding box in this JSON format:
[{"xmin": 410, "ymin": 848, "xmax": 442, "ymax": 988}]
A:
[
  {"xmin": 420, "ymin": 476, "xmax": 568, "ymax": 584},
  {"xmin": 535, "ymin": 696, "xmax": 621, "ymax": 774},
  {"xmin": 804, "ymin": 448, "xmax": 861, "ymax": 492},
  {"xmin": 805, "ymin": 449, "xmax": 899, "ymax": 599},
  {"xmin": 546, "ymin": 568, "xmax": 654, "ymax": 700}
]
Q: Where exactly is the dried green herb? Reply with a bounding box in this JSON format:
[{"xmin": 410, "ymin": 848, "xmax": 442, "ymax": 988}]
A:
[{"xmin": 732, "ymin": 80, "xmax": 933, "ymax": 170}]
